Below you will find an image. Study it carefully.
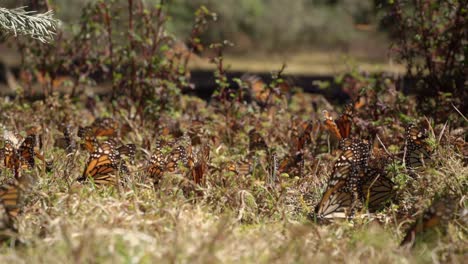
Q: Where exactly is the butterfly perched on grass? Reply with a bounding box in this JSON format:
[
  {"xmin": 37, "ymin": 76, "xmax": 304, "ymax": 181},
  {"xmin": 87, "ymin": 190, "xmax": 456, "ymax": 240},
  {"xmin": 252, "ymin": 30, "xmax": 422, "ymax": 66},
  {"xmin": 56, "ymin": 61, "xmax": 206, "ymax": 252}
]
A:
[
  {"xmin": 1, "ymin": 133, "xmax": 37, "ymax": 177},
  {"xmin": 79, "ymin": 117, "xmax": 119, "ymax": 138},
  {"xmin": 78, "ymin": 140, "xmax": 134, "ymax": 185},
  {"xmin": 0, "ymin": 175, "xmax": 33, "ymax": 243},
  {"xmin": 78, "ymin": 117, "xmax": 120, "ymax": 153},
  {"xmin": 360, "ymin": 168, "xmax": 395, "ymax": 212},
  {"xmin": 322, "ymin": 103, "xmax": 354, "ymax": 141},
  {"xmin": 55, "ymin": 123, "xmax": 77, "ymax": 153},
  {"xmin": 147, "ymin": 140, "xmax": 190, "ymax": 184},
  {"xmin": 404, "ymin": 122, "xmax": 432, "ymax": 169},
  {"xmin": 312, "ymin": 136, "xmax": 394, "ymax": 220},
  {"xmin": 313, "ymin": 143, "xmax": 370, "ymax": 221},
  {"xmin": 278, "ymin": 120, "xmax": 318, "ymax": 177},
  {"xmin": 226, "ymin": 159, "xmax": 253, "ymax": 177},
  {"xmin": 188, "ymin": 144, "xmax": 210, "ymax": 185}
]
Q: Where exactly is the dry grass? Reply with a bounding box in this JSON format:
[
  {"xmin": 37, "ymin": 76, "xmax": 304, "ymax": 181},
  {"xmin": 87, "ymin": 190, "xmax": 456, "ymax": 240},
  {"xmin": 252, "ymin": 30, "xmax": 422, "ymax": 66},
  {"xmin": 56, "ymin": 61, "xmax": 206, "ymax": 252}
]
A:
[
  {"xmin": 0, "ymin": 91, "xmax": 466, "ymax": 264},
  {"xmin": 189, "ymin": 51, "xmax": 405, "ymax": 75}
]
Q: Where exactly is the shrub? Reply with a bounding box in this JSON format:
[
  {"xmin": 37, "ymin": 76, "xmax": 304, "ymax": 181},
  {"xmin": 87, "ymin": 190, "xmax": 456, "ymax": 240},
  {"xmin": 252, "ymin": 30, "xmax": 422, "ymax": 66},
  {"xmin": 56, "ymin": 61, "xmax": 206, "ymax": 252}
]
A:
[{"xmin": 384, "ymin": 0, "xmax": 467, "ymax": 116}]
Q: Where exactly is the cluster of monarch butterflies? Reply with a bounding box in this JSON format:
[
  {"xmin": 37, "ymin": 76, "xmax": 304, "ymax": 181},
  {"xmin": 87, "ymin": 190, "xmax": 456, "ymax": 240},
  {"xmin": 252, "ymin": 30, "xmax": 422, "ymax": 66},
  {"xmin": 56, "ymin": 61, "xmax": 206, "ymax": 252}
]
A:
[
  {"xmin": 313, "ymin": 104, "xmax": 460, "ymax": 247},
  {"xmin": 0, "ymin": 110, "xmax": 458, "ymax": 246},
  {"xmin": 313, "ymin": 104, "xmax": 396, "ymax": 221},
  {"xmin": 147, "ymin": 139, "xmax": 211, "ymax": 188},
  {"xmin": 72, "ymin": 118, "xmax": 136, "ymax": 185},
  {"xmin": 147, "ymin": 140, "xmax": 190, "ymax": 184},
  {"xmin": 78, "ymin": 139, "xmax": 135, "ymax": 185}
]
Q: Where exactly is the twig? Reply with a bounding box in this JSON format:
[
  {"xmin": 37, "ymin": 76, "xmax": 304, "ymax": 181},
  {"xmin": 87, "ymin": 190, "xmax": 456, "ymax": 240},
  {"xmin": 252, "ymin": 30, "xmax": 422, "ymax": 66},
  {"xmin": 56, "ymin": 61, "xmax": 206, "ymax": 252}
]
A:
[
  {"xmin": 437, "ymin": 121, "xmax": 448, "ymax": 145},
  {"xmin": 451, "ymin": 103, "xmax": 468, "ymax": 123},
  {"xmin": 376, "ymin": 134, "xmax": 392, "ymax": 157}
]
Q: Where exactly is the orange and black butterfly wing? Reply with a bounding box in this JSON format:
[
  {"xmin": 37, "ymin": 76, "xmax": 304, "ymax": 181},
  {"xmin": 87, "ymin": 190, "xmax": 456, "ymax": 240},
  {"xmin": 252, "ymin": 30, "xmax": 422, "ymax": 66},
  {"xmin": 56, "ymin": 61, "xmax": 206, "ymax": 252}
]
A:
[
  {"xmin": 3, "ymin": 140, "xmax": 18, "ymax": 171},
  {"xmin": 361, "ymin": 168, "xmax": 395, "ymax": 212},
  {"xmin": 0, "ymin": 184, "xmax": 20, "ymax": 218},
  {"xmin": 191, "ymin": 145, "xmax": 210, "ymax": 185},
  {"xmin": 80, "ymin": 141, "xmax": 120, "ymax": 185},
  {"xmin": 165, "ymin": 145, "xmax": 188, "ymax": 173},
  {"xmin": 148, "ymin": 141, "xmax": 167, "ymax": 183},
  {"xmin": 296, "ymin": 121, "xmax": 315, "ymax": 152},
  {"xmin": 227, "ymin": 159, "xmax": 253, "ymax": 176},
  {"xmin": 322, "ymin": 110, "xmax": 342, "ymax": 140},
  {"xmin": 405, "ymin": 124, "xmax": 432, "ymax": 169},
  {"xmin": 188, "ymin": 120, "xmax": 205, "ymax": 145},
  {"xmin": 0, "ymin": 202, "xmax": 17, "ymax": 239},
  {"xmin": 338, "ymin": 138, "xmax": 370, "ymax": 168},
  {"xmin": 313, "ymin": 180, "xmax": 354, "ymax": 221},
  {"xmin": 78, "ymin": 126, "xmax": 98, "ymax": 153},
  {"xmin": 277, "ymin": 155, "xmax": 292, "ymax": 174},
  {"xmin": 334, "ymin": 104, "xmax": 353, "ymax": 139},
  {"xmin": 118, "ymin": 144, "xmax": 136, "ymax": 159},
  {"xmin": 313, "ymin": 139, "xmax": 370, "ymax": 221},
  {"xmin": 18, "ymin": 135, "xmax": 36, "ymax": 169},
  {"xmin": 62, "ymin": 124, "xmax": 77, "ymax": 153},
  {"xmin": 92, "ymin": 117, "xmax": 119, "ymax": 137}
]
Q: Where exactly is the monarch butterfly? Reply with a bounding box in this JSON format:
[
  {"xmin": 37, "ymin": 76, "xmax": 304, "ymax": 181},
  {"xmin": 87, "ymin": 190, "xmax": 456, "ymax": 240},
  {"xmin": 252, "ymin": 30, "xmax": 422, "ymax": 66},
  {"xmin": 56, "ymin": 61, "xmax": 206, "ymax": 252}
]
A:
[
  {"xmin": 60, "ymin": 124, "xmax": 77, "ymax": 153},
  {"xmin": 17, "ymin": 135, "xmax": 36, "ymax": 169},
  {"xmin": 148, "ymin": 141, "xmax": 166, "ymax": 183},
  {"xmin": 165, "ymin": 145, "xmax": 189, "ymax": 173},
  {"xmin": 117, "ymin": 143, "xmax": 136, "ymax": 160},
  {"xmin": 322, "ymin": 103, "xmax": 353, "ymax": 140},
  {"xmin": 400, "ymin": 194, "xmax": 458, "ymax": 247},
  {"xmin": 361, "ymin": 168, "xmax": 395, "ymax": 212},
  {"xmin": 338, "ymin": 138, "xmax": 371, "ymax": 167},
  {"xmin": 248, "ymin": 129, "xmax": 268, "ymax": 152},
  {"xmin": 82, "ymin": 117, "xmax": 119, "ymax": 138},
  {"xmin": 78, "ymin": 118, "xmax": 119, "ymax": 152},
  {"xmin": 278, "ymin": 120, "xmax": 317, "ymax": 177},
  {"xmin": 226, "ymin": 159, "xmax": 253, "ymax": 176},
  {"xmin": 189, "ymin": 145, "xmax": 210, "ymax": 185},
  {"xmin": 314, "ymin": 180, "xmax": 357, "ymax": 220},
  {"xmin": 294, "ymin": 121, "xmax": 316, "ymax": 153},
  {"xmin": 79, "ymin": 140, "xmax": 129, "ymax": 185},
  {"xmin": 147, "ymin": 141, "xmax": 189, "ymax": 184},
  {"xmin": 313, "ymin": 137, "xmax": 372, "ymax": 221},
  {"xmin": 1, "ymin": 135, "xmax": 37, "ymax": 176},
  {"xmin": 314, "ymin": 154, "xmax": 361, "ymax": 220},
  {"xmin": 0, "ymin": 183, "xmax": 21, "ymax": 218},
  {"xmin": 277, "ymin": 154, "xmax": 305, "ymax": 177},
  {"xmin": 77, "ymin": 126, "xmax": 99, "ymax": 153},
  {"xmin": 404, "ymin": 123, "xmax": 432, "ymax": 169},
  {"xmin": 0, "ymin": 174, "xmax": 32, "ymax": 219}
]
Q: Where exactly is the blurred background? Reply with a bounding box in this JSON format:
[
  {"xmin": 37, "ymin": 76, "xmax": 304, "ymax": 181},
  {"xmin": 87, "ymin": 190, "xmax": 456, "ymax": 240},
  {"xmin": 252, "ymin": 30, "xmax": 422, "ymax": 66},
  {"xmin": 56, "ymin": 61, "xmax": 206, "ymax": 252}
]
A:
[{"xmin": 1, "ymin": 0, "xmax": 402, "ymax": 75}]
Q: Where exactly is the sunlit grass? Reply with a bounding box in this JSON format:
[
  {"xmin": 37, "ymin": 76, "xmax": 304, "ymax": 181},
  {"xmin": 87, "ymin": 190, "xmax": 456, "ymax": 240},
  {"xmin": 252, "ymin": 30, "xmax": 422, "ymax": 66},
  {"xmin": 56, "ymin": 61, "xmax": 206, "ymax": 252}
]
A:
[{"xmin": 189, "ymin": 51, "xmax": 405, "ymax": 75}]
